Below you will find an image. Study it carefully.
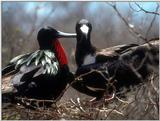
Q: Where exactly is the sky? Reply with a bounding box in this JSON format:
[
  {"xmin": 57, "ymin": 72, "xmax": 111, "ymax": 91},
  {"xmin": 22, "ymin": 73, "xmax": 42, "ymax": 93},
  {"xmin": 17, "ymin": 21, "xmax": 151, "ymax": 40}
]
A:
[
  {"xmin": 25, "ymin": 2, "xmax": 157, "ymax": 14},
  {"xmin": 3, "ymin": 2, "xmax": 157, "ymax": 19},
  {"xmin": 2, "ymin": 2, "xmax": 159, "ymax": 35}
]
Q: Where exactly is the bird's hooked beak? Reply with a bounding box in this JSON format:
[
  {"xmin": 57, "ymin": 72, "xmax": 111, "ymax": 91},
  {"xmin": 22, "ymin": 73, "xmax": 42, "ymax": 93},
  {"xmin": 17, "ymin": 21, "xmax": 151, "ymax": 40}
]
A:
[
  {"xmin": 80, "ymin": 24, "xmax": 89, "ymax": 40},
  {"xmin": 57, "ymin": 31, "xmax": 77, "ymax": 38}
]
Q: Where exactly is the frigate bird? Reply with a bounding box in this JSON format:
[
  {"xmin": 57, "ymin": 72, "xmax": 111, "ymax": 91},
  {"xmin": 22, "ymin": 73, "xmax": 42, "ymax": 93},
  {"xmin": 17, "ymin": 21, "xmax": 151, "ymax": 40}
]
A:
[
  {"xmin": 2, "ymin": 26, "xmax": 77, "ymax": 102},
  {"xmin": 72, "ymin": 19, "xmax": 159, "ymax": 100}
]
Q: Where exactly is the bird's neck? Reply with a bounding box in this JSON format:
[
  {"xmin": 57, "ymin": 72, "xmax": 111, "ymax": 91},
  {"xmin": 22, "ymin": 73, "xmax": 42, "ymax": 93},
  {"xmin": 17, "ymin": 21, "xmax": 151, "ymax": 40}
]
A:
[
  {"xmin": 75, "ymin": 37, "xmax": 96, "ymax": 67},
  {"xmin": 53, "ymin": 39, "xmax": 68, "ymax": 67}
]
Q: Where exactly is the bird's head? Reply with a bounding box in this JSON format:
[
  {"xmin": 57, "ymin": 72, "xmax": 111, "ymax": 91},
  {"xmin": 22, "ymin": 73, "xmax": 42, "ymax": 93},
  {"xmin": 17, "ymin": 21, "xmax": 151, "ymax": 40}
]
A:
[
  {"xmin": 37, "ymin": 26, "xmax": 76, "ymax": 67},
  {"xmin": 37, "ymin": 26, "xmax": 76, "ymax": 49},
  {"xmin": 76, "ymin": 19, "xmax": 92, "ymax": 45}
]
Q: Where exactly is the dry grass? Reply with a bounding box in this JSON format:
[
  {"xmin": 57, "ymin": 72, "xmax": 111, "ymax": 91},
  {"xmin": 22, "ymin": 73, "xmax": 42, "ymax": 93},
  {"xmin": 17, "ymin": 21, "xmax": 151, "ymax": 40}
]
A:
[{"xmin": 2, "ymin": 73, "xmax": 159, "ymax": 120}]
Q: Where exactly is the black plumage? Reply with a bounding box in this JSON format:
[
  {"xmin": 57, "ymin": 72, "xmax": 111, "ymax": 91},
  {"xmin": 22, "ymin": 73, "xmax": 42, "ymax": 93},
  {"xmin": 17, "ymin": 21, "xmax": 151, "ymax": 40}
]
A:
[
  {"xmin": 72, "ymin": 19, "xmax": 159, "ymax": 100},
  {"xmin": 2, "ymin": 26, "xmax": 76, "ymax": 101}
]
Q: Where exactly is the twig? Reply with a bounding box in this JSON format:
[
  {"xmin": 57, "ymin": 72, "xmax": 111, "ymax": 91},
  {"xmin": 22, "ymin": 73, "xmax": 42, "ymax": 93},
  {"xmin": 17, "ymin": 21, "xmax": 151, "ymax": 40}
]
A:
[
  {"xmin": 135, "ymin": 2, "xmax": 159, "ymax": 15},
  {"xmin": 106, "ymin": 102, "xmax": 124, "ymax": 118},
  {"xmin": 135, "ymin": 52, "xmax": 148, "ymax": 71},
  {"xmin": 129, "ymin": 3, "xmax": 141, "ymax": 12},
  {"xmin": 108, "ymin": 3, "xmax": 147, "ymax": 42},
  {"xmin": 129, "ymin": 64, "xmax": 143, "ymax": 82},
  {"xmin": 15, "ymin": 97, "xmax": 55, "ymax": 103},
  {"xmin": 116, "ymin": 96, "xmax": 129, "ymax": 104},
  {"xmin": 77, "ymin": 97, "xmax": 86, "ymax": 112},
  {"xmin": 104, "ymin": 93, "xmax": 115, "ymax": 101},
  {"xmin": 75, "ymin": 68, "xmax": 108, "ymax": 82},
  {"xmin": 150, "ymin": 74, "xmax": 158, "ymax": 94},
  {"xmin": 98, "ymin": 108, "xmax": 124, "ymax": 116},
  {"xmin": 145, "ymin": 4, "xmax": 159, "ymax": 38},
  {"xmin": 70, "ymin": 98, "xmax": 86, "ymax": 113}
]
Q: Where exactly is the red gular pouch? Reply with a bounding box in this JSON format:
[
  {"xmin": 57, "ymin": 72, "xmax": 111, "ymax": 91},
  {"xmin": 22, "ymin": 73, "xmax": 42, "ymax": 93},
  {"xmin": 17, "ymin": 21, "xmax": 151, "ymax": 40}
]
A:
[{"xmin": 53, "ymin": 39, "xmax": 68, "ymax": 67}]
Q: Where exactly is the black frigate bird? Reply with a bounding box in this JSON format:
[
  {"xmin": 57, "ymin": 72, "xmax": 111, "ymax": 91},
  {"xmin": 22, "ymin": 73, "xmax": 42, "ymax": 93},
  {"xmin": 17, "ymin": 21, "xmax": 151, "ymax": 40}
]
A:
[
  {"xmin": 71, "ymin": 19, "xmax": 159, "ymax": 100},
  {"xmin": 2, "ymin": 26, "xmax": 76, "ymax": 102}
]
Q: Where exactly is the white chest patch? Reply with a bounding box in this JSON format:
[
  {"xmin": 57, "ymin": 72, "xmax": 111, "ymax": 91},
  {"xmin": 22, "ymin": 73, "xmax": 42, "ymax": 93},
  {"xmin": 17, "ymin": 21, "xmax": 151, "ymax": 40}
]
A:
[{"xmin": 82, "ymin": 54, "xmax": 96, "ymax": 65}]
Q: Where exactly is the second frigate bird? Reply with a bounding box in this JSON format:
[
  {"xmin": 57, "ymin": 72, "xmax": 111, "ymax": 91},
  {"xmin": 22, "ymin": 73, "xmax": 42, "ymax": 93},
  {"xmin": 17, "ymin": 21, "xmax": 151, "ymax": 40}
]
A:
[{"xmin": 71, "ymin": 19, "xmax": 159, "ymax": 100}]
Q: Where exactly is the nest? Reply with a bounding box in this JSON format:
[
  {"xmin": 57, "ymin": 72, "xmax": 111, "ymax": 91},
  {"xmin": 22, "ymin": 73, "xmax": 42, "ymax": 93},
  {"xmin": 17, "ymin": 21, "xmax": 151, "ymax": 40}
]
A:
[{"xmin": 2, "ymin": 73, "xmax": 159, "ymax": 120}]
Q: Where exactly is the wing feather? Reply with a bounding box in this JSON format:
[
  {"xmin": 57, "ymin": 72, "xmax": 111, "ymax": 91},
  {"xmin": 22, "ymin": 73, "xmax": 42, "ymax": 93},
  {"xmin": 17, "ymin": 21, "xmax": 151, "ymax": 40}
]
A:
[{"xmin": 2, "ymin": 50, "xmax": 60, "ymax": 78}]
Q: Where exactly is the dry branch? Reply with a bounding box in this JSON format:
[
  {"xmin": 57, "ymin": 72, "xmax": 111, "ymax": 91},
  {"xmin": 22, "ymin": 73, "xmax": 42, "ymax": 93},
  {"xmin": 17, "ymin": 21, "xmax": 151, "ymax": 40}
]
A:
[{"xmin": 135, "ymin": 2, "xmax": 159, "ymax": 15}]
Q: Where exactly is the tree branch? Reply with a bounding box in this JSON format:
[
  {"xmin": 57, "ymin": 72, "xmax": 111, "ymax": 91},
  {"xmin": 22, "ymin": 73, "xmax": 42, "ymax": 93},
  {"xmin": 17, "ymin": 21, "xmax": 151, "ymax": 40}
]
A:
[
  {"xmin": 135, "ymin": 2, "xmax": 159, "ymax": 15},
  {"xmin": 145, "ymin": 4, "xmax": 159, "ymax": 38},
  {"xmin": 108, "ymin": 3, "xmax": 147, "ymax": 42}
]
